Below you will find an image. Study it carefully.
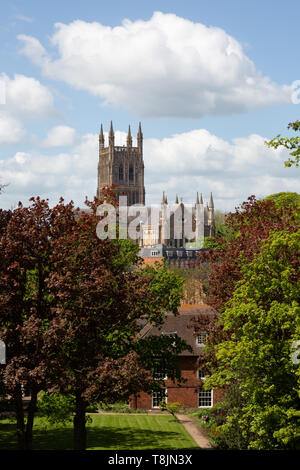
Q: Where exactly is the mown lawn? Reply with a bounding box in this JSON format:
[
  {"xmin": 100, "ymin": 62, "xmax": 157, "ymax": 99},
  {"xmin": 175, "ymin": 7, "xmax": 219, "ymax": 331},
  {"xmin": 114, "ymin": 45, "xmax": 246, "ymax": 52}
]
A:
[{"xmin": 0, "ymin": 414, "xmax": 199, "ymax": 450}]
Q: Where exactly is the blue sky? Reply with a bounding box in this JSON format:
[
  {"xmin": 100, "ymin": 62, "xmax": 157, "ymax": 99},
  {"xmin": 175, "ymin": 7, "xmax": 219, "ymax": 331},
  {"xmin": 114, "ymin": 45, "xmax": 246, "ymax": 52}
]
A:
[{"xmin": 0, "ymin": 0, "xmax": 299, "ymax": 211}]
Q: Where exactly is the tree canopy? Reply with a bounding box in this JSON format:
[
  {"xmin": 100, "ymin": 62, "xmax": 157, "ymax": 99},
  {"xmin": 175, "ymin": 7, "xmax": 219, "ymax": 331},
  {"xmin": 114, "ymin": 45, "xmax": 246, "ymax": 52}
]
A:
[
  {"xmin": 204, "ymin": 230, "xmax": 300, "ymax": 449},
  {"xmin": 191, "ymin": 192, "xmax": 300, "ymax": 450},
  {"xmin": 0, "ymin": 193, "xmax": 187, "ymax": 450}
]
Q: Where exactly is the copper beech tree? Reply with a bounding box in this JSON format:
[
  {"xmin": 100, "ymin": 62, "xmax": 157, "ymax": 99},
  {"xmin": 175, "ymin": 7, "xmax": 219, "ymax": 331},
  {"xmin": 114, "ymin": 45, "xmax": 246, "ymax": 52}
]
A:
[
  {"xmin": 0, "ymin": 198, "xmax": 77, "ymax": 449},
  {"xmin": 0, "ymin": 190, "xmax": 187, "ymax": 450}
]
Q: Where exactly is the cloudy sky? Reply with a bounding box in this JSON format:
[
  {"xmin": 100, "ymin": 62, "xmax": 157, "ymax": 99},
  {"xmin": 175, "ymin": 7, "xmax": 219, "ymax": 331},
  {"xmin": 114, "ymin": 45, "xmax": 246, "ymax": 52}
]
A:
[{"xmin": 0, "ymin": 0, "xmax": 299, "ymax": 211}]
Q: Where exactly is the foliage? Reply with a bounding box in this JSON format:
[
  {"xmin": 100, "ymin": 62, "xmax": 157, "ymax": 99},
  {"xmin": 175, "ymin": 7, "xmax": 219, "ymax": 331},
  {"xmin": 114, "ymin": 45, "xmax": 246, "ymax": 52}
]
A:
[
  {"xmin": 202, "ymin": 211, "xmax": 234, "ymax": 250},
  {"xmin": 0, "ymin": 196, "xmax": 78, "ymax": 449},
  {"xmin": 37, "ymin": 392, "xmax": 75, "ymax": 426},
  {"xmin": 192, "ymin": 196, "xmax": 300, "ymax": 449},
  {"xmin": 97, "ymin": 401, "xmax": 146, "ymax": 413},
  {"xmin": 265, "ymin": 120, "xmax": 300, "ymax": 167},
  {"xmin": 159, "ymin": 400, "xmax": 181, "ymax": 421},
  {"xmin": 38, "ymin": 192, "xmax": 186, "ymax": 449},
  {"xmin": 202, "ymin": 237, "xmax": 221, "ymax": 250},
  {"xmin": 169, "ymin": 261, "xmax": 210, "ymax": 303},
  {"xmin": 197, "ymin": 195, "xmax": 299, "ymax": 312},
  {"xmin": 0, "ymin": 189, "xmax": 187, "ymax": 450},
  {"xmin": 264, "ymin": 192, "xmax": 300, "ymax": 224},
  {"xmin": 204, "ymin": 230, "xmax": 300, "ymax": 449},
  {"xmin": 0, "ymin": 398, "xmax": 15, "ymax": 413}
]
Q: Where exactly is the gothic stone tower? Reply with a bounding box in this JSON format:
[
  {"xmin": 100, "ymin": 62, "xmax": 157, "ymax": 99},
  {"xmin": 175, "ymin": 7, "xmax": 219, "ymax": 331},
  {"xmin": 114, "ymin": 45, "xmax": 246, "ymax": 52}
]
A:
[{"xmin": 97, "ymin": 121, "xmax": 145, "ymax": 205}]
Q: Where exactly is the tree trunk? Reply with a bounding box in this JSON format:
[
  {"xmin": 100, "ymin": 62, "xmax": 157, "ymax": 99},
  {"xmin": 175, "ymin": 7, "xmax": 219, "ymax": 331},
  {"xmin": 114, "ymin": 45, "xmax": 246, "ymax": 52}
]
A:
[
  {"xmin": 73, "ymin": 393, "xmax": 87, "ymax": 450},
  {"xmin": 25, "ymin": 389, "xmax": 38, "ymax": 450},
  {"xmin": 14, "ymin": 386, "xmax": 25, "ymax": 450}
]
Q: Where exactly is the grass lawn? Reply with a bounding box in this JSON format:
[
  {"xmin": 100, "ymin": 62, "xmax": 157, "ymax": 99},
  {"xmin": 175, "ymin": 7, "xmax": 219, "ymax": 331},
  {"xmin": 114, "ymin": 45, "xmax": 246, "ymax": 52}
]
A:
[{"xmin": 0, "ymin": 414, "xmax": 199, "ymax": 450}]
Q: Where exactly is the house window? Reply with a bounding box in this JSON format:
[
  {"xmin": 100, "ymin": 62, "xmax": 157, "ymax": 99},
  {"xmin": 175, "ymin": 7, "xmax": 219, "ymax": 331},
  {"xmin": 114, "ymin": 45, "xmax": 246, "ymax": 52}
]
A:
[
  {"xmin": 152, "ymin": 389, "xmax": 167, "ymax": 408},
  {"xmin": 198, "ymin": 390, "xmax": 213, "ymax": 408},
  {"xmin": 198, "ymin": 369, "xmax": 207, "ymax": 380},
  {"xmin": 151, "ymin": 250, "xmax": 159, "ymax": 256},
  {"xmin": 196, "ymin": 331, "xmax": 207, "ymax": 346},
  {"xmin": 153, "ymin": 366, "xmax": 167, "ymax": 380}
]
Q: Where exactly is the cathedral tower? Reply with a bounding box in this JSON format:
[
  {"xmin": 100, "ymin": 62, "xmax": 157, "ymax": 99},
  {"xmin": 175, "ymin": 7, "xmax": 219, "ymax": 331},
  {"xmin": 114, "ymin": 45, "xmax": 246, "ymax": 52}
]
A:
[{"xmin": 97, "ymin": 122, "xmax": 145, "ymax": 205}]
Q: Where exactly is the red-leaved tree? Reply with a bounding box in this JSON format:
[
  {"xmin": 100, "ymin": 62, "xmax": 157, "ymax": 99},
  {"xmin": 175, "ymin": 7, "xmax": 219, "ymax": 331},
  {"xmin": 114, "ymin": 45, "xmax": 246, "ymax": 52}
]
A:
[
  {"xmin": 45, "ymin": 196, "xmax": 186, "ymax": 450},
  {"xmin": 1, "ymin": 189, "xmax": 187, "ymax": 450},
  {"xmin": 0, "ymin": 197, "xmax": 78, "ymax": 449}
]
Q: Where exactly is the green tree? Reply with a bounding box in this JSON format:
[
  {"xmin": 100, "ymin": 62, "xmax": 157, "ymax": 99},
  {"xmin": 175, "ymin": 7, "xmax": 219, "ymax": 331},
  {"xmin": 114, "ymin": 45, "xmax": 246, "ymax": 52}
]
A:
[
  {"xmin": 205, "ymin": 230, "xmax": 300, "ymax": 449},
  {"xmin": 264, "ymin": 192, "xmax": 300, "ymax": 224},
  {"xmin": 265, "ymin": 120, "xmax": 300, "ymax": 167}
]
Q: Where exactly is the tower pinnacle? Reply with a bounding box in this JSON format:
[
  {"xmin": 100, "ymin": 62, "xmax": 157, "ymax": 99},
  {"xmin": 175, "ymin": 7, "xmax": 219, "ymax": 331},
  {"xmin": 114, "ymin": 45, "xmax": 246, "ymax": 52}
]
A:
[
  {"xmin": 99, "ymin": 124, "xmax": 104, "ymax": 150},
  {"xmin": 127, "ymin": 125, "xmax": 132, "ymax": 148},
  {"xmin": 109, "ymin": 120, "xmax": 114, "ymax": 147}
]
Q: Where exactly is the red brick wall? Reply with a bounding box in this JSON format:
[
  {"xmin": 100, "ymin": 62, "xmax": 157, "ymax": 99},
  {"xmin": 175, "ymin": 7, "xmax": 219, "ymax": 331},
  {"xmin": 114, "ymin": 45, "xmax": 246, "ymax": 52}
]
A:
[{"xmin": 130, "ymin": 356, "xmax": 222, "ymax": 409}]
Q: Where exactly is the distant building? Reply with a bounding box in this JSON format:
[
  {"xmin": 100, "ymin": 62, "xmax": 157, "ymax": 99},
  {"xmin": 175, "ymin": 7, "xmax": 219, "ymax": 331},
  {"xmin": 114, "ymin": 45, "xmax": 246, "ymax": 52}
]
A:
[
  {"xmin": 97, "ymin": 123, "xmax": 215, "ymax": 248},
  {"xmin": 139, "ymin": 244, "xmax": 209, "ymax": 267},
  {"xmin": 97, "ymin": 121, "xmax": 145, "ymax": 205}
]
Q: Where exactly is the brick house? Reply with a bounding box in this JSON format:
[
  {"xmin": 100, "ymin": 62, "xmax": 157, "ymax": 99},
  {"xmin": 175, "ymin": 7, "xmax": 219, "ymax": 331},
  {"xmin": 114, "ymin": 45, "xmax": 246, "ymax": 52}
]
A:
[{"xmin": 130, "ymin": 304, "xmax": 221, "ymax": 410}]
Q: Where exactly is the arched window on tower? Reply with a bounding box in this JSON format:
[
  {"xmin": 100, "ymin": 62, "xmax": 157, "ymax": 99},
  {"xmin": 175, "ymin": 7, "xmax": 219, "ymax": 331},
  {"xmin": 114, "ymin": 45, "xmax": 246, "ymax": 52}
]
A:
[
  {"xmin": 129, "ymin": 165, "xmax": 134, "ymax": 182},
  {"xmin": 119, "ymin": 164, "xmax": 123, "ymax": 181}
]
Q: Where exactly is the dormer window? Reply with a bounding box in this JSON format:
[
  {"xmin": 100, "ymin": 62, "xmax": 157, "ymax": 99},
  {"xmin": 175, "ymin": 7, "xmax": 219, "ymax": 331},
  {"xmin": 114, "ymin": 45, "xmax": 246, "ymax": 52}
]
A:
[{"xmin": 196, "ymin": 331, "xmax": 207, "ymax": 347}]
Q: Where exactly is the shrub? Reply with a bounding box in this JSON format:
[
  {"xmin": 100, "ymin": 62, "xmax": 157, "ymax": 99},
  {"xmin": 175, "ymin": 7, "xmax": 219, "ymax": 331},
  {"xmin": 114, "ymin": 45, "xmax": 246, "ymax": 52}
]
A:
[{"xmin": 37, "ymin": 392, "xmax": 75, "ymax": 426}]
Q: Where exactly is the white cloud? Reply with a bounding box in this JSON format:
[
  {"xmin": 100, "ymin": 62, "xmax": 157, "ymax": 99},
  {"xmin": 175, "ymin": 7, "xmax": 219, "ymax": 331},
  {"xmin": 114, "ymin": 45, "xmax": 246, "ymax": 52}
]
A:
[
  {"xmin": 0, "ymin": 73, "xmax": 57, "ymax": 145},
  {"xmin": 0, "ymin": 133, "xmax": 97, "ymax": 209},
  {"xmin": 0, "ymin": 112, "xmax": 25, "ymax": 144},
  {"xmin": 41, "ymin": 125, "xmax": 76, "ymax": 147},
  {"xmin": 0, "ymin": 127, "xmax": 298, "ymax": 212},
  {"xmin": 1, "ymin": 73, "xmax": 55, "ymax": 119},
  {"xmin": 144, "ymin": 130, "xmax": 299, "ymax": 211},
  {"xmin": 18, "ymin": 12, "xmax": 292, "ymax": 118}
]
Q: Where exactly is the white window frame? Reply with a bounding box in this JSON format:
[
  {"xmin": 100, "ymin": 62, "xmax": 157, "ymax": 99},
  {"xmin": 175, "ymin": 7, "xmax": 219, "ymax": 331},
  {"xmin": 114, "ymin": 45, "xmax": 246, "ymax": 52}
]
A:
[
  {"xmin": 152, "ymin": 389, "xmax": 167, "ymax": 409},
  {"xmin": 153, "ymin": 364, "xmax": 168, "ymax": 380},
  {"xmin": 198, "ymin": 389, "xmax": 213, "ymax": 408},
  {"xmin": 196, "ymin": 331, "xmax": 207, "ymax": 347}
]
